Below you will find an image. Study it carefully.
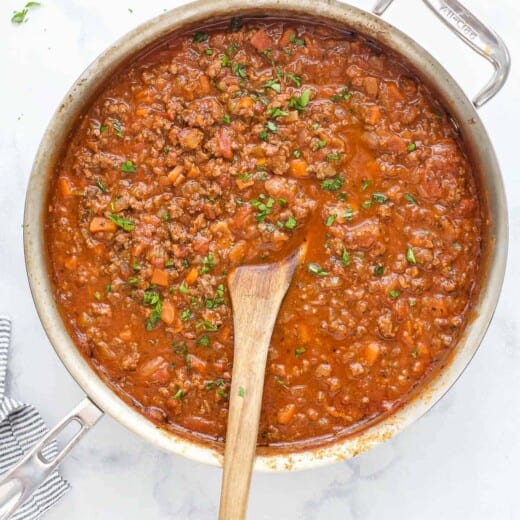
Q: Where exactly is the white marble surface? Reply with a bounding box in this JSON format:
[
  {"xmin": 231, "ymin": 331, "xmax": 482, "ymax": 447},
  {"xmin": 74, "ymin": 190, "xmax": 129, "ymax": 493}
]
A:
[{"xmin": 1, "ymin": 0, "xmax": 519, "ymax": 518}]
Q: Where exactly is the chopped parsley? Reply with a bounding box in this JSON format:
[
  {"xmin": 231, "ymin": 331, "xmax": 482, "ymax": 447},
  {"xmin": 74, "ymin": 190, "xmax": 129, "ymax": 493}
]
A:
[
  {"xmin": 407, "ymin": 142, "xmax": 417, "ymax": 152},
  {"xmin": 200, "ymin": 252, "xmax": 215, "ymax": 274},
  {"xmin": 204, "ymin": 49, "xmax": 214, "ymax": 56},
  {"xmin": 179, "ymin": 281, "xmax": 189, "ymax": 294},
  {"xmin": 263, "ymin": 79, "xmax": 281, "ymax": 93},
  {"xmin": 221, "ymin": 54, "xmax": 231, "ymax": 67},
  {"xmin": 197, "ymin": 335, "xmax": 210, "ymax": 347},
  {"xmin": 181, "ymin": 309, "xmax": 192, "ymax": 321},
  {"xmin": 250, "ymin": 196, "xmax": 275, "ymax": 222},
  {"xmin": 404, "ymin": 193, "xmax": 418, "ymax": 204},
  {"xmin": 259, "ymin": 129, "xmax": 268, "ymax": 142},
  {"xmin": 266, "ymin": 120, "xmax": 278, "ymax": 134},
  {"xmin": 293, "ymin": 150, "xmax": 301, "ymax": 158},
  {"xmin": 11, "ymin": 2, "xmax": 40, "ymax": 24},
  {"xmin": 205, "ymin": 284, "xmax": 225, "ymax": 309},
  {"xmin": 107, "ymin": 214, "xmax": 135, "ymax": 231},
  {"xmin": 267, "ymin": 107, "xmax": 288, "ymax": 118},
  {"xmin": 315, "ymin": 139, "xmax": 327, "ymax": 150},
  {"xmin": 289, "ymin": 33, "xmax": 305, "ymax": 47},
  {"xmin": 308, "ymin": 263, "xmax": 328, "ymax": 277},
  {"xmin": 372, "ymin": 193, "xmax": 388, "ymax": 204},
  {"xmin": 326, "ymin": 153, "xmax": 343, "ymax": 161},
  {"xmin": 389, "ymin": 289, "xmax": 400, "ymax": 299},
  {"xmin": 295, "ymin": 346, "xmax": 307, "ymax": 358},
  {"xmin": 361, "ymin": 180, "xmax": 371, "ymax": 191},
  {"xmin": 196, "ymin": 319, "xmax": 218, "ymax": 332},
  {"xmin": 288, "ymin": 89, "xmax": 312, "ymax": 112},
  {"xmin": 173, "ymin": 389, "xmax": 185, "ymax": 400},
  {"xmin": 96, "ymin": 179, "xmax": 108, "ymax": 193},
  {"xmin": 325, "ymin": 214, "xmax": 337, "ymax": 227},
  {"xmin": 341, "ymin": 248, "xmax": 350, "ymax": 266},
  {"xmin": 274, "ymin": 376, "xmax": 289, "ymax": 389},
  {"xmin": 406, "ymin": 246, "xmax": 417, "ymax": 265},
  {"xmin": 113, "ymin": 120, "xmax": 124, "ymax": 138},
  {"xmin": 374, "ymin": 264, "xmax": 384, "ymax": 276},
  {"xmin": 330, "ymin": 88, "xmax": 352, "ymax": 102},
  {"xmin": 238, "ymin": 387, "xmax": 246, "ymax": 398},
  {"xmin": 143, "ymin": 290, "xmax": 162, "ymax": 330},
  {"xmin": 321, "ymin": 176, "xmax": 344, "ymax": 191},
  {"xmin": 222, "ymin": 114, "xmax": 231, "ymax": 124},
  {"xmin": 120, "ymin": 160, "xmax": 137, "ymax": 173},
  {"xmin": 285, "ymin": 216, "xmax": 297, "ymax": 229},
  {"xmin": 411, "ymin": 348, "xmax": 419, "ymax": 359},
  {"xmin": 232, "ymin": 63, "xmax": 248, "ymax": 79},
  {"xmin": 344, "ymin": 206, "xmax": 354, "ymax": 221},
  {"xmin": 193, "ymin": 32, "xmax": 209, "ymax": 43},
  {"xmin": 286, "ymin": 73, "xmax": 302, "ymax": 87}
]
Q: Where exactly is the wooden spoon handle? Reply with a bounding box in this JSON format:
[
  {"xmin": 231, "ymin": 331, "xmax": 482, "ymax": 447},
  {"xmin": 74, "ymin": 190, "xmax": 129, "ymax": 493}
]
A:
[{"xmin": 219, "ymin": 263, "xmax": 297, "ymax": 520}]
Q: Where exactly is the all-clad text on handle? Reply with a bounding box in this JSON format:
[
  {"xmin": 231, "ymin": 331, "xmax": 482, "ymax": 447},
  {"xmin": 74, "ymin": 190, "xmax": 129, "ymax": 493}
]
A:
[{"xmin": 372, "ymin": 0, "xmax": 510, "ymax": 107}]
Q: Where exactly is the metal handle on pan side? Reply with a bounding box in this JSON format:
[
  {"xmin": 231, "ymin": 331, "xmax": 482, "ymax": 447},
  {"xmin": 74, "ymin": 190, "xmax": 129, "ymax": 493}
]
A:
[
  {"xmin": 0, "ymin": 398, "xmax": 103, "ymax": 520},
  {"xmin": 372, "ymin": 0, "xmax": 510, "ymax": 107}
]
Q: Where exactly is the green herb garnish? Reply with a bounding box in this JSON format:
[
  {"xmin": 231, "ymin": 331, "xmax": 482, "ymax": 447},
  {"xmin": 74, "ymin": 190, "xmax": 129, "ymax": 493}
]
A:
[
  {"xmin": 120, "ymin": 160, "xmax": 136, "ymax": 173},
  {"xmin": 321, "ymin": 176, "xmax": 344, "ymax": 191},
  {"xmin": 107, "ymin": 214, "xmax": 135, "ymax": 231},
  {"xmin": 406, "ymin": 246, "xmax": 417, "ymax": 265},
  {"xmin": 288, "ymin": 89, "xmax": 312, "ymax": 112},
  {"xmin": 193, "ymin": 32, "xmax": 209, "ymax": 43},
  {"xmin": 308, "ymin": 263, "xmax": 328, "ymax": 277},
  {"xmin": 11, "ymin": 2, "xmax": 40, "ymax": 24},
  {"xmin": 96, "ymin": 179, "xmax": 108, "ymax": 193},
  {"xmin": 372, "ymin": 193, "xmax": 388, "ymax": 204}
]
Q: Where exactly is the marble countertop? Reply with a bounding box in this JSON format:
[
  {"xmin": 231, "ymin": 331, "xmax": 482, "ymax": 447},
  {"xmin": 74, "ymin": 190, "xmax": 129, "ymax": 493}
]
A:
[{"xmin": 1, "ymin": 0, "xmax": 519, "ymax": 518}]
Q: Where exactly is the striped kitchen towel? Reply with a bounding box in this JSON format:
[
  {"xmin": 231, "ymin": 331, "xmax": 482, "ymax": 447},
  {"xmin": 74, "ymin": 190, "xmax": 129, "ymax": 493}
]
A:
[{"xmin": 0, "ymin": 316, "xmax": 69, "ymax": 519}]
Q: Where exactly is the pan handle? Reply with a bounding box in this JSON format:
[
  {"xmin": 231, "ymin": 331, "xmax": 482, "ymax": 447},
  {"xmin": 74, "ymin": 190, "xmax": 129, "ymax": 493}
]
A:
[
  {"xmin": 372, "ymin": 0, "xmax": 510, "ymax": 107},
  {"xmin": 0, "ymin": 398, "xmax": 103, "ymax": 520}
]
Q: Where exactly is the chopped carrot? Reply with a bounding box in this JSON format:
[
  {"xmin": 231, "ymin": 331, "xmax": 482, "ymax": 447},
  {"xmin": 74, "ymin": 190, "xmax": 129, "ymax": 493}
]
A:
[
  {"xmin": 119, "ymin": 329, "xmax": 132, "ymax": 341},
  {"xmin": 298, "ymin": 323, "xmax": 310, "ymax": 343},
  {"xmin": 58, "ymin": 178, "xmax": 73, "ymax": 197},
  {"xmin": 386, "ymin": 82, "xmax": 405, "ymax": 103},
  {"xmin": 365, "ymin": 106, "xmax": 381, "ymax": 125},
  {"xmin": 279, "ymin": 28, "xmax": 295, "ymax": 47},
  {"xmin": 185, "ymin": 268, "xmax": 199, "ymax": 285},
  {"xmin": 228, "ymin": 241, "xmax": 246, "ymax": 264},
  {"xmin": 89, "ymin": 217, "xmax": 117, "ymax": 233},
  {"xmin": 199, "ymin": 74, "xmax": 211, "ymax": 95},
  {"xmin": 250, "ymin": 28, "xmax": 273, "ymax": 52},
  {"xmin": 64, "ymin": 256, "xmax": 78, "ymax": 270},
  {"xmin": 135, "ymin": 108, "xmax": 149, "ymax": 117},
  {"xmin": 189, "ymin": 354, "xmax": 208, "ymax": 374},
  {"xmin": 364, "ymin": 343, "xmax": 380, "ymax": 366},
  {"xmin": 236, "ymin": 176, "xmax": 255, "ymax": 190},
  {"xmin": 151, "ymin": 268, "xmax": 169, "ymax": 286},
  {"xmin": 218, "ymin": 127, "xmax": 233, "ymax": 159},
  {"xmin": 168, "ymin": 165, "xmax": 184, "ymax": 184},
  {"xmin": 277, "ymin": 404, "xmax": 296, "ymax": 425},
  {"xmin": 132, "ymin": 242, "xmax": 145, "ymax": 257},
  {"xmin": 161, "ymin": 300, "xmax": 176, "ymax": 325},
  {"xmin": 188, "ymin": 165, "xmax": 199, "ymax": 178},
  {"xmin": 235, "ymin": 96, "xmax": 254, "ymax": 110},
  {"xmin": 289, "ymin": 159, "xmax": 309, "ymax": 178}
]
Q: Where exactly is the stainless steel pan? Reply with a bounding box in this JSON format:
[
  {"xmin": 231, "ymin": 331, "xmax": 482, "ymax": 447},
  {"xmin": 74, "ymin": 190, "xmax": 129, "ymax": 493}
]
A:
[{"xmin": 0, "ymin": 0, "xmax": 510, "ymax": 517}]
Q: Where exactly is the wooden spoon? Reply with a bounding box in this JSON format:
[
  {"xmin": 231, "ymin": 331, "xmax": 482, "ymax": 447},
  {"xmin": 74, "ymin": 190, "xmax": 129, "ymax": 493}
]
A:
[{"xmin": 219, "ymin": 244, "xmax": 306, "ymax": 520}]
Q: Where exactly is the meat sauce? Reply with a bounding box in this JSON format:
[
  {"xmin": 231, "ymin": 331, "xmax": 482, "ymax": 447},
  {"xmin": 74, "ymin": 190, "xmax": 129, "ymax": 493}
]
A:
[{"xmin": 45, "ymin": 18, "xmax": 482, "ymax": 449}]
